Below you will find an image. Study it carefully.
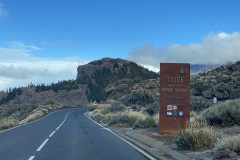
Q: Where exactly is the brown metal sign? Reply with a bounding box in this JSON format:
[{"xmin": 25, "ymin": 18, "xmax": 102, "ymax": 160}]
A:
[{"xmin": 159, "ymin": 63, "xmax": 190, "ymax": 134}]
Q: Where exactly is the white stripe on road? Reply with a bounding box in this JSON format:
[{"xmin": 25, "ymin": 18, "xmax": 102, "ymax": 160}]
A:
[
  {"xmin": 56, "ymin": 125, "xmax": 61, "ymax": 130},
  {"xmin": 28, "ymin": 110, "xmax": 79, "ymax": 160},
  {"xmin": 28, "ymin": 156, "xmax": 35, "ymax": 160},
  {"xmin": 49, "ymin": 131, "xmax": 56, "ymax": 137},
  {"xmin": 36, "ymin": 138, "xmax": 49, "ymax": 151},
  {"xmin": 84, "ymin": 112, "xmax": 157, "ymax": 160}
]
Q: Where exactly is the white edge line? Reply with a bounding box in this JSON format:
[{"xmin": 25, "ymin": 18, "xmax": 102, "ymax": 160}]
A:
[
  {"xmin": 36, "ymin": 139, "xmax": 49, "ymax": 152},
  {"xmin": 84, "ymin": 112, "xmax": 157, "ymax": 160},
  {"xmin": 49, "ymin": 131, "xmax": 56, "ymax": 137},
  {"xmin": 28, "ymin": 156, "xmax": 35, "ymax": 160}
]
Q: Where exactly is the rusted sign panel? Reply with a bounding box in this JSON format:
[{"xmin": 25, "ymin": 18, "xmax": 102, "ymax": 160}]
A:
[{"xmin": 159, "ymin": 63, "xmax": 190, "ymax": 134}]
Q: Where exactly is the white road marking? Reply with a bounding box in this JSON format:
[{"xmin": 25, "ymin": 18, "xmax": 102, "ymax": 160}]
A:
[
  {"xmin": 56, "ymin": 125, "xmax": 61, "ymax": 130},
  {"xmin": 28, "ymin": 156, "xmax": 35, "ymax": 160},
  {"xmin": 37, "ymin": 138, "xmax": 49, "ymax": 151},
  {"xmin": 49, "ymin": 131, "xmax": 56, "ymax": 137},
  {"xmin": 27, "ymin": 110, "xmax": 80, "ymax": 160},
  {"xmin": 102, "ymin": 127, "xmax": 111, "ymax": 131},
  {"xmin": 55, "ymin": 111, "xmax": 73, "ymax": 131},
  {"xmin": 84, "ymin": 112, "xmax": 157, "ymax": 160}
]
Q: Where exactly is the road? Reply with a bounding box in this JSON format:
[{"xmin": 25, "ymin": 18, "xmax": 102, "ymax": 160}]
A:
[{"xmin": 0, "ymin": 108, "xmax": 151, "ymax": 160}]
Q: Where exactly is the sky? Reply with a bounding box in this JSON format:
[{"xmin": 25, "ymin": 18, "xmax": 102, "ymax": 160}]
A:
[{"xmin": 0, "ymin": 0, "xmax": 240, "ymax": 91}]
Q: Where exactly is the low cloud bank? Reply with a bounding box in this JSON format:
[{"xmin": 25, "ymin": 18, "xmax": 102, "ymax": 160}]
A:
[
  {"xmin": 0, "ymin": 42, "xmax": 87, "ymax": 91},
  {"xmin": 128, "ymin": 32, "xmax": 240, "ymax": 71}
]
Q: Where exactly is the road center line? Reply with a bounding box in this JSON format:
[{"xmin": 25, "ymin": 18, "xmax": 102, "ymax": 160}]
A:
[
  {"xmin": 84, "ymin": 112, "xmax": 157, "ymax": 160},
  {"xmin": 36, "ymin": 138, "xmax": 49, "ymax": 151},
  {"xmin": 28, "ymin": 156, "xmax": 35, "ymax": 160},
  {"xmin": 56, "ymin": 125, "xmax": 61, "ymax": 130},
  {"xmin": 49, "ymin": 131, "xmax": 56, "ymax": 137},
  {"xmin": 29, "ymin": 110, "xmax": 78, "ymax": 160}
]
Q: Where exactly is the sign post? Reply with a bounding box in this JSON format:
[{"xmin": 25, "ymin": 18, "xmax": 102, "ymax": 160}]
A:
[{"xmin": 159, "ymin": 63, "xmax": 190, "ymax": 134}]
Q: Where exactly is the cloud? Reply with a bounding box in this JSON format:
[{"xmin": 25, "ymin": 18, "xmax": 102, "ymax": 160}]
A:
[
  {"xmin": 128, "ymin": 32, "xmax": 240, "ymax": 70},
  {"xmin": 0, "ymin": 3, "xmax": 8, "ymax": 18},
  {"xmin": 0, "ymin": 42, "xmax": 87, "ymax": 91}
]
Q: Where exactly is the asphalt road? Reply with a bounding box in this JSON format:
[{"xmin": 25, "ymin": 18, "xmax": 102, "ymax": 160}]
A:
[{"xmin": 0, "ymin": 108, "xmax": 150, "ymax": 160}]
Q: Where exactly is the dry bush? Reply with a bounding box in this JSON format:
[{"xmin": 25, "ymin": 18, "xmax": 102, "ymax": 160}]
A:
[
  {"xmin": 107, "ymin": 110, "xmax": 149, "ymax": 127},
  {"xmin": 20, "ymin": 110, "xmax": 45, "ymax": 124},
  {"xmin": 133, "ymin": 116, "xmax": 155, "ymax": 129},
  {"xmin": 0, "ymin": 118, "xmax": 19, "ymax": 130},
  {"xmin": 128, "ymin": 111, "xmax": 147, "ymax": 120},
  {"xmin": 190, "ymin": 111, "xmax": 198, "ymax": 117},
  {"xmin": 175, "ymin": 120, "xmax": 223, "ymax": 151},
  {"xmin": 214, "ymin": 134, "xmax": 240, "ymax": 152},
  {"xmin": 87, "ymin": 110, "xmax": 105, "ymax": 122},
  {"xmin": 87, "ymin": 104, "xmax": 98, "ymax": 111}
]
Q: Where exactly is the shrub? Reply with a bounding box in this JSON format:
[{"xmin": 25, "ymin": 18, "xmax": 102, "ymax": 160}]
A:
[
  {"xmin": 133, "ymin": 117, "xmax": 155, "ymax": 129},
  {"xmin": 129, "ymin": 89, "xmax": 154, "ymax": 105},
  {"xmin": 116, "ymin": 84, "xmax": 128, "ymax": 91},
  {"xmin": 87, "ymin": 104, "xmax": 98, "ymax": 112},
  {"xmin": 175, "ymin": 121, "xmax": 222, "ymax": 151},
  {"xmin": 214, "ymin": 134, "xmax": 240, "ymax": 152},
  {"xmin": 106, "ymin": 100, "xmax": 125, "ymax": 113},
  {"xmin": 190, "ymin": 111, "xmax": 198, "ymax": 117},
  {"xmin": 114, "ymin": 79, "xmax": 132, "ymax": 86},
  {"xmin": 107, "ymin": 118, "xmax": 117, "ymax": 125},
  {"xmin": 133, "ymin": 77, "xmax": 142, "ymax": 83},
  {"xmin": 42, "ymin": 99, "xmax": 56, "ymax": 105},
  {"xmin": 190, "ymin": 96, "xmax": 212, "ymax": 111},
  {"xmin": 26, "ymin": 110, "xmax": 45, "ymax": 122},
  {"xmin": 105, "ymin": 86, "xmax": 115, "ymax": 95},
  {"xmin": 87, "ymin": 110, "xmax": 105, "ymax": 122},
  {"xmin": 114, "ymin": 111, "xmax": 129, "ymax": 124},
  {"xmin": 108, "ymin": 110, "xmax": 149, "ymax": 127},
  {"xmin": 201, "ymin": 99, "xmax": 240, "ymax": 126},
  {"xmin": 0, "ymin": 118, "xmax": 19, "ymax": 130},
  {"xmin": 128, "ymin": 111, "xmax": 148, "ymax": 126},
  {"xmin": 145, "ymin": 102, "xmax": 159, "ymax": 115}
]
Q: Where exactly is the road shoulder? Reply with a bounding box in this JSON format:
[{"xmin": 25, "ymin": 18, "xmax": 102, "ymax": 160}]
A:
[{"xmin": 110, "ymin": 127, "xmax": 193, "ymax": 160}]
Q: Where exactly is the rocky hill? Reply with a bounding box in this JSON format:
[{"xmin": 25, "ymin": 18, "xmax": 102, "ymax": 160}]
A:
[{"xmin": 76, "ymin": 58, "xmax": 159, "ymax": 102}]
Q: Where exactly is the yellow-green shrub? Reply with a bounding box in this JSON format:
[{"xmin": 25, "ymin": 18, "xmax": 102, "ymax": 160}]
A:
[{"xmin": 175, "ymin": 121, "xmax": 222, "ymax": 151}]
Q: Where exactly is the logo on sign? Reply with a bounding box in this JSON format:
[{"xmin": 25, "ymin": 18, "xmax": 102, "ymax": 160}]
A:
[
  {"xmin": 179, "ymin": 111, "xmax": 184, "ymax": 116},
  {"xmin": 167, "ymin": 105, "xmax": 173, "ymax": 110},
  {"xmin": 173, "ymin": 105, "xmax": 177, "ymax": 110},
  {"xmin": 173, "ymin": 112, "xmax": 177, "ymax": 116},
  {"xmin": 167, "ymin": 112, "xmax": 172, "ymax": 116}
]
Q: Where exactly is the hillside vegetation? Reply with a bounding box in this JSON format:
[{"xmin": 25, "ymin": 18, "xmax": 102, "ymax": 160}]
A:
[
  {"xmin": 191, "ymin": 61, "xmax": 240, "ymax": 101},
  {"xmin": 76, "ymin": 58, "xmax": 158, "ymax": 102},
  {"xmin": 0, "ymin": 99, "xmax": 63, "ymax": 131}
]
